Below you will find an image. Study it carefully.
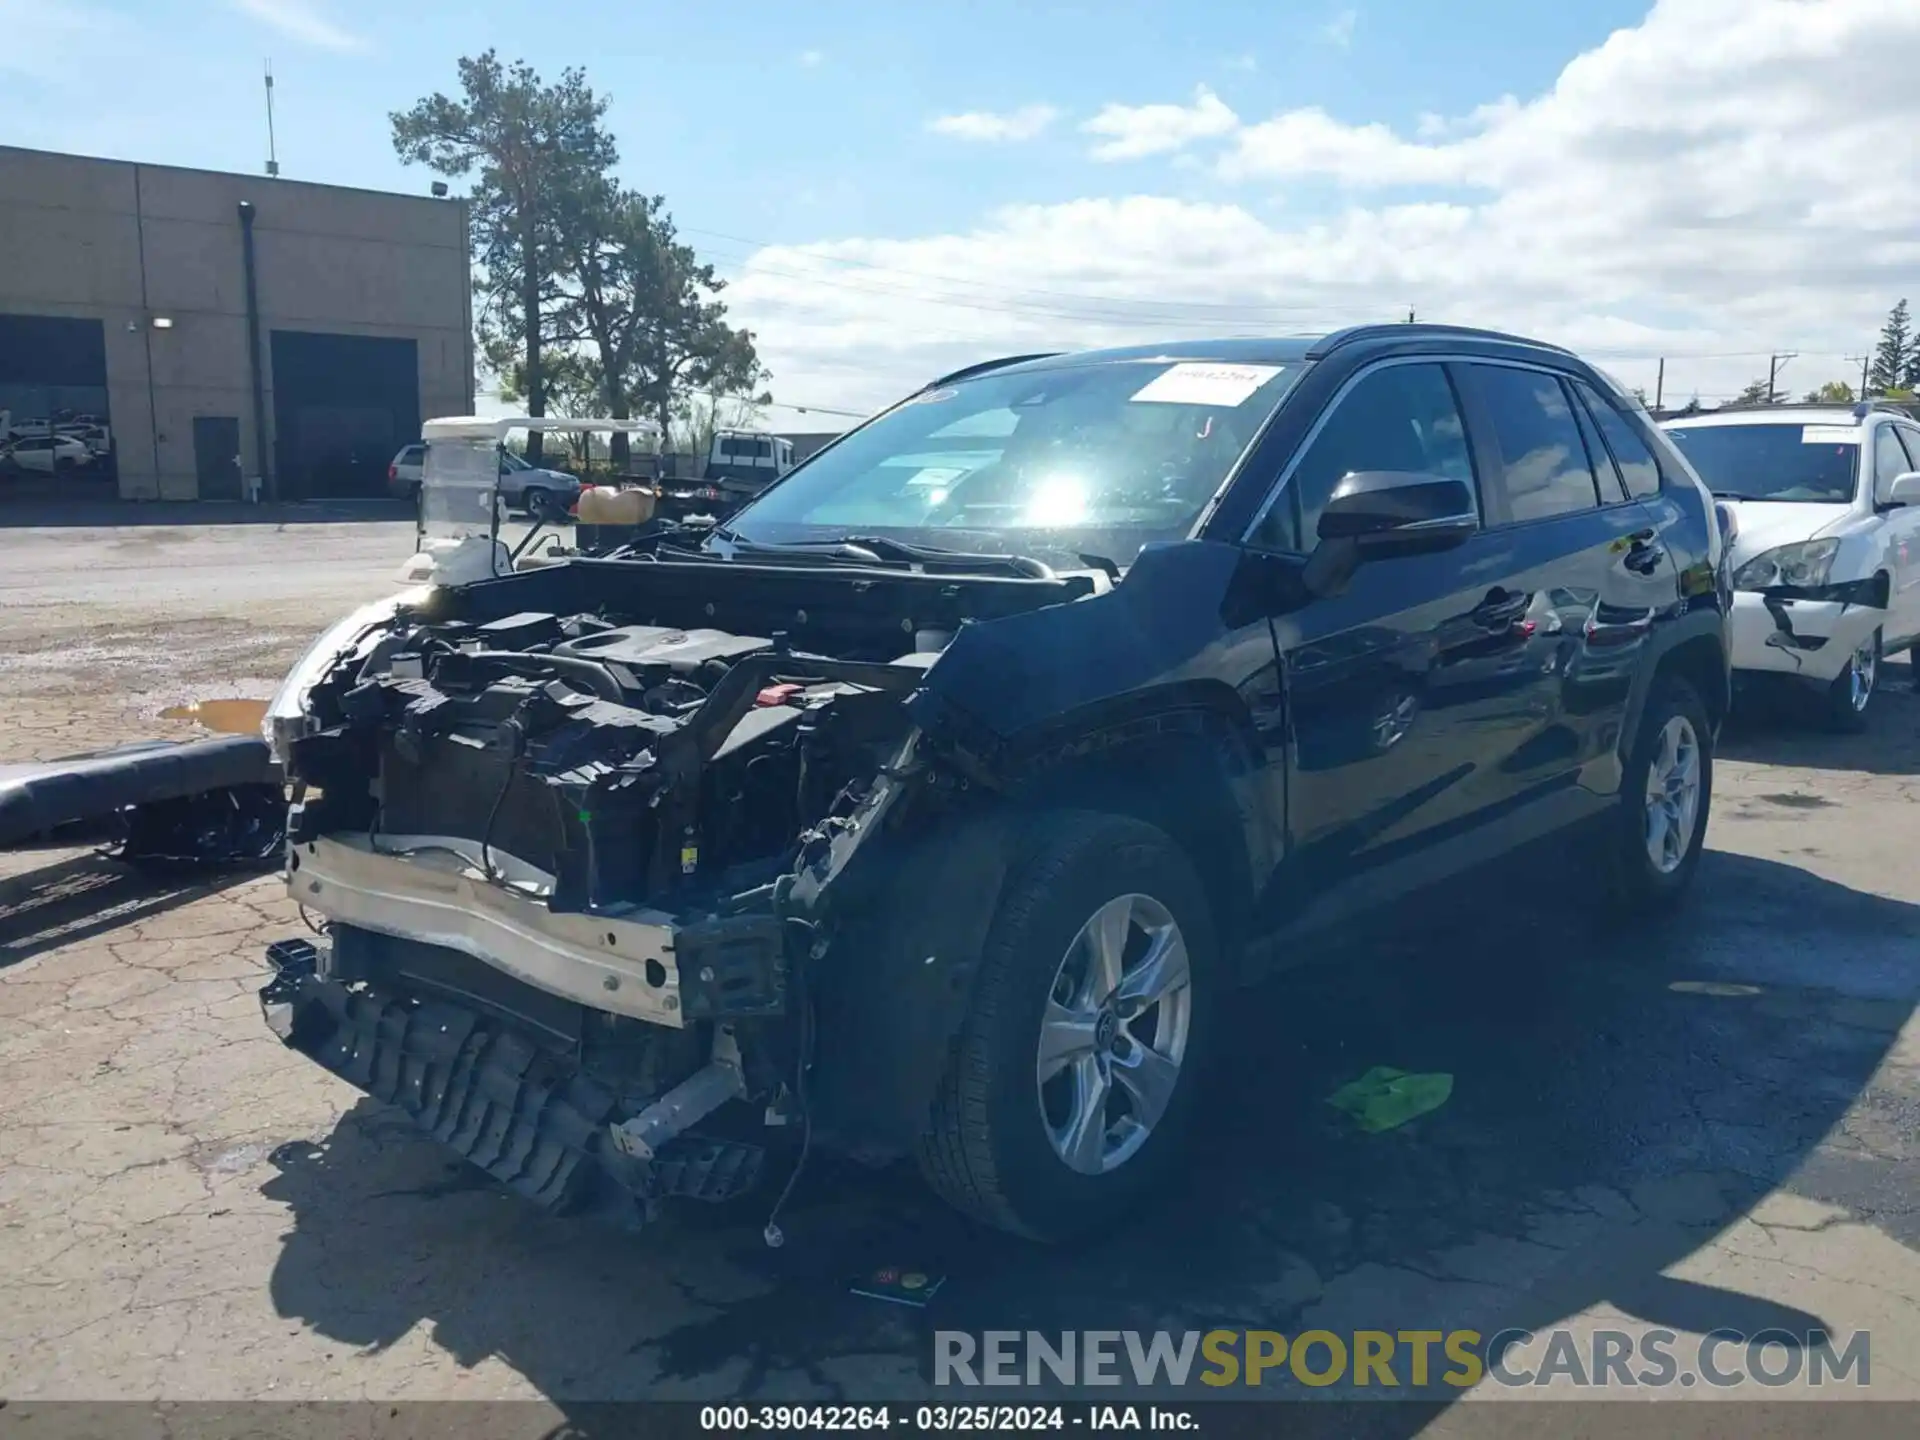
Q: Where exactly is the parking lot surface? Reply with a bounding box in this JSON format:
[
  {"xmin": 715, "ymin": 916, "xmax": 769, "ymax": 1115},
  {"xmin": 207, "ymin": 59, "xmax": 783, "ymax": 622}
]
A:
[{"xmin": 2, "ymin": 518, "xmax": 1917, "ymax": 1418}]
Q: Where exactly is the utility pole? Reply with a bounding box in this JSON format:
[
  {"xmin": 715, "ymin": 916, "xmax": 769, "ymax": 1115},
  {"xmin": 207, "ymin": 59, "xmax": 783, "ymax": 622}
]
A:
[
  {"xmin": 1766, "ymin": 352, "xmax": 1797, "ymax": 405},
  {"xmin": 264, "ymin": 61, "xmax": 280, "ymax": 177},
  {"xmin": 1407, "ymin": 307, "xmax": 1416, "ymax": 324},
  {"xmin": 1654, "ymin": 357, "xmax": 1665, "ymax": 412},
  {"xmin": 1848, "ymin": 354, "xmax": 1870, "ymax": 398}
]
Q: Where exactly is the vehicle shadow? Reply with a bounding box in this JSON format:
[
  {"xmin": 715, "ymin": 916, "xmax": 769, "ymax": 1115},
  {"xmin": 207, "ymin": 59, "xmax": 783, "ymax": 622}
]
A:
[
  {"xmin": 0, "ymin": 848, "xmax": 259, "ymax": 969},
  {"xmin": 1719, "ymin": 655, "xmax": 1920, "ymax": 777},
  {"xmin": 259, "ymin": 844, "xmax": 1916, "ymax": 1418}
]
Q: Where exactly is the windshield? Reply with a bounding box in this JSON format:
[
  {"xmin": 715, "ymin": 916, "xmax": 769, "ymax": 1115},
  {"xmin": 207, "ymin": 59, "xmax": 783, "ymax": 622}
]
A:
[
  {"xmin": 501, "ymin": 450, "xmax": 530, "ymax": 472},
  {"xmin": 419, "ymin": 436, "xmax": 503, "ymax": 545},
  {"xmin": 722, "ymin": 358, "xmax": 1305, "ymax": 567},
  {"xmin": 1663, "ymin": 422, "xmax": 1859, "ymax": 503}
]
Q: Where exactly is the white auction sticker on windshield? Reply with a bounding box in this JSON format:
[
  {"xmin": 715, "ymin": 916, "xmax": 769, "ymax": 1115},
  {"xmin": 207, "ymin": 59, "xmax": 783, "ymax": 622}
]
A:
[
  {"xmin": 1130, "ymin": 362, "xmax": 1284, "ymax": 407},
  {"xmin": 1802, "ymin": 425, "xmax": 1860, "ymax": 444}
]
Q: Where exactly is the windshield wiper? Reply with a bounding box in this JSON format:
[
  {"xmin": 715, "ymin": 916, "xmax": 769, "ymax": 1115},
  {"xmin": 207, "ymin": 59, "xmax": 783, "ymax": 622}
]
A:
[{"xmin": 715, "ymin": 529, "xmax": 1061, "ymax": 579}]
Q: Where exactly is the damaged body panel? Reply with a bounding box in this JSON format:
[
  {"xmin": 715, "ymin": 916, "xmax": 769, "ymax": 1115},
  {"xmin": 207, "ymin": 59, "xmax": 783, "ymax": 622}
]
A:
[
  {"xmin": 1738, "ymin": 577, "xmax": 1889, "ymax": 684},
  {"xmin": 259, "ymin": 329, "xmax": 1730, "ymax": 1240}
]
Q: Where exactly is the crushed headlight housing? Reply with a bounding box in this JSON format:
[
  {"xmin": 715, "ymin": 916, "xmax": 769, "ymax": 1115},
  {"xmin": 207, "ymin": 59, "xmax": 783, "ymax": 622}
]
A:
[
  {"xmin": 1731, "ymin": 538, "xmax": 1840, "ymax": 592},
  {"xmin": 261, "ymin": 595, "xmax": 406, "ymax": 764}
]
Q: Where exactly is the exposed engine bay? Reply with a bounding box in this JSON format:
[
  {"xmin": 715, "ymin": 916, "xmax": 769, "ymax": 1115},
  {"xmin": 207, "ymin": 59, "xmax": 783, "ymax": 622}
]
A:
[{"xmin": 261, "ymin": 550, "xmax": 1106, "ymax": 1227}]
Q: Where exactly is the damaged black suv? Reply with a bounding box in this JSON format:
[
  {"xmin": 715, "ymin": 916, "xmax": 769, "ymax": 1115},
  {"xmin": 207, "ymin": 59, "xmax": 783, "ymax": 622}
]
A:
[{"xmin": 260, "ymin": 325, "xmax": 1730, "ymax": 1242}]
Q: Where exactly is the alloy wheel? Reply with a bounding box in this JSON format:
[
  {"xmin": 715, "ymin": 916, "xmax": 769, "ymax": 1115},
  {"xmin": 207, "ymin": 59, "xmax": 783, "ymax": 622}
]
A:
[
  {"xmin": 1644, "ymin": 715, "xmax": 1702, "ymax": 875},
  {"xmin": 1848, "ymin": 640, "xmax": 1877, "ymax": 713},
  {"xmin": 1035, "ymin": 893, "xmax": 1193, "ymax": 1176}
]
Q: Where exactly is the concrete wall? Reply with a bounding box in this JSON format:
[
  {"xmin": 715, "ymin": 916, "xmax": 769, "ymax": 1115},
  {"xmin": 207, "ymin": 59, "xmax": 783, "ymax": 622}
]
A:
[{"xmin": 0, "ymin": 145, "xmax": 471, "ymax": 499}]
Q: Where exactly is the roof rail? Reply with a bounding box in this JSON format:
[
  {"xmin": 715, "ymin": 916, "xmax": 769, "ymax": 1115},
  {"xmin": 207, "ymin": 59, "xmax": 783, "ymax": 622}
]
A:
[
  {"xmin": 1705, "ymin": 400, "xmax": 1887, "ymax": 417},
  {"xmin": 927, "ymin": 353, "xmax": 1061, "ymax": 388},
  {"xmin": 1306, "ymin": 323, "xmax": 1576, "ymax": 361}
]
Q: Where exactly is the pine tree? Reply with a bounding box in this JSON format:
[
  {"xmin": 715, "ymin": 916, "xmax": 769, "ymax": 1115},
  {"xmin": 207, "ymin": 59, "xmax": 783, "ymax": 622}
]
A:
[{"xmin": 1870, "ymin": 299, "xmax": 1911, "ymax": 394}]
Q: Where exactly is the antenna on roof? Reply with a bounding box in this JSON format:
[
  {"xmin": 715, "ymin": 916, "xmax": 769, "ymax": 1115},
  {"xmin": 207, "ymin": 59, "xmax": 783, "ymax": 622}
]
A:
[{"xmin": 264, "ymin": 60, "xmax": 280, "ymax": 178}]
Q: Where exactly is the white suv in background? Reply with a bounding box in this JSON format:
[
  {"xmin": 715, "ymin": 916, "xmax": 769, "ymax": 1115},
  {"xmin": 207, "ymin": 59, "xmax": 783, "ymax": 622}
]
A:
[{"xmin": 1663, "ymin": 402, "xmax": 1920, "ymax": 729}]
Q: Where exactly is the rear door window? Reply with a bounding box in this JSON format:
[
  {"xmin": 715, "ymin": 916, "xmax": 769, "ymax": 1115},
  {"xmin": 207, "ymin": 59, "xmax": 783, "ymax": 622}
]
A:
[
  {"xmin": 1462, "ymin": 364, "xmax": 1602, "ymax": 523},
  {"xmin": 1569, "ymin": 385, "xmax": 1627, "ymax": 504}
]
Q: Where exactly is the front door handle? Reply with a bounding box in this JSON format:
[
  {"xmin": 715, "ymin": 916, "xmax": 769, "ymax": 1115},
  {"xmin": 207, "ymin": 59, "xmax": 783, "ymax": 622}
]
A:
[{"xmin": 1625, "ymin": 528, "xmax": 1667, "ymax": 575}]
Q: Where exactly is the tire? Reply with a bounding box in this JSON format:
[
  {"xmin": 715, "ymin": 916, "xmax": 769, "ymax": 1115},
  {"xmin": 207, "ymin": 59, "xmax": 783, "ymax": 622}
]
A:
[
  {"xmin": 1598, "ymin": 676, "xmax": 1713, "ymax": 915},
  {"xmin": 917, "ymin": 811, "xmax": 1218, "ymax": 1242},
  {"xmin": 1819, "ymin": 628, "xmax": 1879, "ymax": 733},
  {"xmin": 521, "ymin": 487, "xmax": 551, "ymax": 519}
]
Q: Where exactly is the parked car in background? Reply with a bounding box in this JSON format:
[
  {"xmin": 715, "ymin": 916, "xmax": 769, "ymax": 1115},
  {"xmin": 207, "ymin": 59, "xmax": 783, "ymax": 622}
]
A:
[
  {"xmin": 1663, "ymin": 402, "xmax": 1920, "ymax": 730},
  {"xmin": 386, "ymin": 444, "xmax": 426, "ymax": 500},
  {"xmin": 260, "ymin": 325, "xmax": 1729, "ymax": 1242},
  {"xmin": 386, "ymin": 442, "xmax": 581, "ymax": 517},
  {"xmin": 498, "ymin": 448, "xmax": 583, "ymax": 518},
  {"xmin": 1, "ymin": 433, "xmax": 94, "ymax": 473},
  {"xmin": 66, "ymin": 424, "xmax": 112, "ymax": 459}
]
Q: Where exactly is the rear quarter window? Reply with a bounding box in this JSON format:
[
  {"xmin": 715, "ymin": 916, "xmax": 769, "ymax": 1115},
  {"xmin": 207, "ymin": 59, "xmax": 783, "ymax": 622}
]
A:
[{"xmin": 1574, "ymin": 380, "xmax": 1663, "ymax": 500}]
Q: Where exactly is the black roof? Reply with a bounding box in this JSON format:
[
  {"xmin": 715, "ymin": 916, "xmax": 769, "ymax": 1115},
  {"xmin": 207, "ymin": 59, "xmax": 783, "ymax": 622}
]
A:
[{"xmin": 927, "ymin": 325, "xmax": 1576, "ymax": 389}]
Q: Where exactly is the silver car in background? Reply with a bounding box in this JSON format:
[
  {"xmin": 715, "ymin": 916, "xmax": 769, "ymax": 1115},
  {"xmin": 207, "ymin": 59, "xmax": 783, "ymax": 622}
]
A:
[{"xmin": 387, "ymin": 441, "xmax": 582, "ymax": 517}]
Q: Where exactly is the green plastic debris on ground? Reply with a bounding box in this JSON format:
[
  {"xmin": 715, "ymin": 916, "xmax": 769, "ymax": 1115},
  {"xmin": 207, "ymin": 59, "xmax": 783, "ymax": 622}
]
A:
[{"xmin": 1326, "ymin": 1066, "xmax": 1454, "ymax": 1133}]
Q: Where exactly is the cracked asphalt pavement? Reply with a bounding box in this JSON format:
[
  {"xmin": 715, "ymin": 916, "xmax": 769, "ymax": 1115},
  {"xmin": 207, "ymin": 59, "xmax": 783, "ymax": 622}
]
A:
[{"xmin": 2, "ymin": 517, "xmax": 1917, "ymax": 1419}]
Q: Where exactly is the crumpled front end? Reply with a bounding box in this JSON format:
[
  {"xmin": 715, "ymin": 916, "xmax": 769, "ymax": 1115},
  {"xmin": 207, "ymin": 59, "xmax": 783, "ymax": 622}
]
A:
[{"xmin": 253, "ymin": 552, "xmax": 1099, "ymax": 1225}]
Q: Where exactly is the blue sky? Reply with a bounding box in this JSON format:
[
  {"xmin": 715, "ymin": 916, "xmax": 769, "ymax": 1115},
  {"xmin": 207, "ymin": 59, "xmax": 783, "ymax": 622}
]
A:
[
  {"xmin": 7, "ymin": 1, "xmax": 1918, "ymax": 416},
  {"xmin": 11, "ymin": 0, "xmax": 1641, "ymax": 245}
]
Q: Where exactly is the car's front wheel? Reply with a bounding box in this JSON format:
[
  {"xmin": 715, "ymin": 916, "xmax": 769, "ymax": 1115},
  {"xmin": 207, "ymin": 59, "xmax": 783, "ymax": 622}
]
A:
[
  {"xmin": 1820, "ymin": 628, "xmax": 1879, "ymax": 733},
  {"xmin": 918, "ymin": 811, "xmax": 1216, "ymax": 1241}
]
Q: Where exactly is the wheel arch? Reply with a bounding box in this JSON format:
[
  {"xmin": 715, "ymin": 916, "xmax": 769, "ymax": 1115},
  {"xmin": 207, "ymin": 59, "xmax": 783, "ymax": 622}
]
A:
[
  {"xmin": 1003, "ymin": 699, "xmax": 1268, "ymax": 972},
  {"xmin": 1622, "ymin": 609, "xmax": 1730, "ymax": 760},
  {"xmin": 806, "ymin": 688, "xmax": 1274, "ymax": 1160}
]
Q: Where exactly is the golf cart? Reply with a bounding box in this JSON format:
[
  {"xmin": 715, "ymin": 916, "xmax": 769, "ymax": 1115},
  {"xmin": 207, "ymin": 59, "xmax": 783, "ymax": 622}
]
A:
[{"xmin": 397, "ymin": 416, "xmax": 663, "ymax": 586}]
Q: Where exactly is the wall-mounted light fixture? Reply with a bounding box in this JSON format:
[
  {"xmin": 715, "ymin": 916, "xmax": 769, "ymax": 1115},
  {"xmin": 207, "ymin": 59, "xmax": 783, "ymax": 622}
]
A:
[{"xmin": 150, "ymin": 316, "xmax": 175, "ymax": 330}]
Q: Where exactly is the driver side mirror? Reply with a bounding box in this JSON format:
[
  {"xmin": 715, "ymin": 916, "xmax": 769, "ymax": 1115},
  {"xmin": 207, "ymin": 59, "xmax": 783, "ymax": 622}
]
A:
[
  {"xmin": 1304, "ymin": 470, "xmax": 1477, "ymax": 598},
  {"xmin": 1884, "ymin": 471, "xmax": 1920, "ymax": 508}
]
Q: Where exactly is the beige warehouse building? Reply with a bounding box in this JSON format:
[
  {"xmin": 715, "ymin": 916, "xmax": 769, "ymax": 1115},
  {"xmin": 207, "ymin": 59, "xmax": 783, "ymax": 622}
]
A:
[{"xmin": 0, "ymin": 144, "xmax": 472, "ymax": 502}]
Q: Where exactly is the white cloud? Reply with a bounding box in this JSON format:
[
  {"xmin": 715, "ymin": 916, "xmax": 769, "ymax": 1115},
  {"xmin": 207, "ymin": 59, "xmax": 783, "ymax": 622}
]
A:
[
  {"xmin": 929, "ymin": 105, "xmax": 1060, "ymax": 143},
  {"xmin": 1320, "ymin": 7, "xmax": 1359, "ymax": 48},
  {"xmin": 1081, "ymin": 85, "xmax": 1239, "ymax": 161},
  {"xmin": 232, "ymin": 0, "xmax": 363, "ymax": 52},
  {"xmin": 798, "ymin": 49, "xmax": 825, "ymax": 68},
  {"xmin": 725, "ymin": 0, "xmax": 1920, "ymax": 415}
]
